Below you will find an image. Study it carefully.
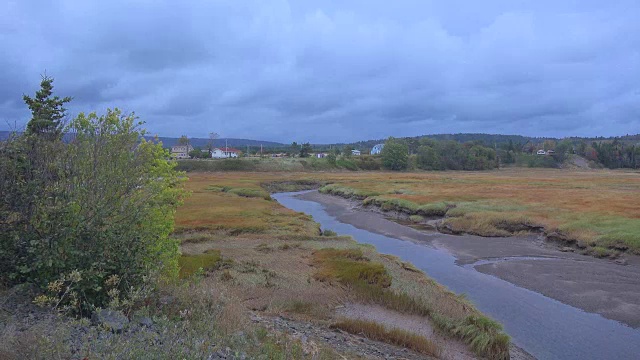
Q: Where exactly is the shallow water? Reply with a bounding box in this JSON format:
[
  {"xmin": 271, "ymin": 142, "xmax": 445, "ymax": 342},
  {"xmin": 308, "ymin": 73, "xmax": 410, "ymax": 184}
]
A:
[{"xmin": 273, "ymin": 191, "xmax": 640, "ymax": 360}]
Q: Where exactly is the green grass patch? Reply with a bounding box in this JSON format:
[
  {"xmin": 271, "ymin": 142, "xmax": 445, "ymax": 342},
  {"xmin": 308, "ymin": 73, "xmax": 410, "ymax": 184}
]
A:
[
  {"xmin": 559, "ymin": 214, "xmax": 640, "ymax": 254},
  {"xmin": 362, "ymin": 196, "xmax": 450, "ymax": 217},
  {"xmin": 261, "ymin": 180, "xmax": 325, "ymax": 193},
  {"xmin": 321, "ymin": 229, "xmax": 338, "ymax": 237},
  {"xmin": 312, "ymin": 248, "xmax": 392, "ymax": 288},
  {"xmin": 450, "ymin": 315, "xmax": 510, "ymax": 360},
  {"xmin": 320, "ymin": 184, "xmax": 381, "ymax": 199},
  {"xmin": 178, "ymin": 250, "xmax": 222, "ymax": 278},
  {"xmin": 226, "ymin": 187, "xmax": 272, "ymax": 200}
]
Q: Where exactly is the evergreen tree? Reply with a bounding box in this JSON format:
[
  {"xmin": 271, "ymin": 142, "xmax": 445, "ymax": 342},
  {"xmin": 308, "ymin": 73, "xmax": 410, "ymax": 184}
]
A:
[
  {"xmin": 23, "ymin": 75, "xmax": 72, "ymax": 138},
  {"xmin": 299, "ymin": 142, "xmax": 312, "ymax": 158}
]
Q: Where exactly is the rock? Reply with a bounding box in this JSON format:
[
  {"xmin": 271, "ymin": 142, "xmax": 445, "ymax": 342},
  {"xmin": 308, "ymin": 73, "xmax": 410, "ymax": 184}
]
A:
[
  {"xmin": 137, "ymin": 316, "xmax": 153, "ymax": 327},
  {"xmin": 614, "ymin": 258, "xmax": 628, "ymax": 266},
  {"xmin": 559, "ymin": 247, "xmax": 574, "ymax": 252},
  {"xmin": 159, "ymin": 295, "xmax": 176, "ymax": 306},
  {"xmin": 91, "ymin": 309, "xmax": 129, "ymax": 333}
]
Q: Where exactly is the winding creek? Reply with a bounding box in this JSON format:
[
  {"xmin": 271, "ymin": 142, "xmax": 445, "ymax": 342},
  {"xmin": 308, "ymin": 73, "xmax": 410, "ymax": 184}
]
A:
[{"xmin": 272, "ymin": 191, "xmax": 640, "ymax": 360}]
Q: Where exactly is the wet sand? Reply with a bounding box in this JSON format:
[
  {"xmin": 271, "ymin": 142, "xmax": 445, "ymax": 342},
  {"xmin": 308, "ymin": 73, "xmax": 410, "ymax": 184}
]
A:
[{"xmin": 298, "ymin": 191, "xmax": 640, "ymax": 328}]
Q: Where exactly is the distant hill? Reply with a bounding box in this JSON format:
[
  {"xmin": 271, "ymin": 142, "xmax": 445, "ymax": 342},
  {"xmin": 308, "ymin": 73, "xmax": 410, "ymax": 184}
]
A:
[
  {"xmin": 145, "ymin": 136, "xmax": 285, "ymax": 149},
  {"xmin": 3, "ymin": 131, "xmax": 638, "ymax": 150},
  {"xmin": 343, "ymin": 133, "xmax": 640, "ymax": 151},
  {"xmin": 0, "ymin": 131, "xmax": 285, "ymax": 149}
]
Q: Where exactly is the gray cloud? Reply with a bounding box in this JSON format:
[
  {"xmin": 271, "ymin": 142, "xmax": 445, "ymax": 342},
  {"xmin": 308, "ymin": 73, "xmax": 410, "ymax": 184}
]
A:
[{"xmin": 1, "ymin": 0, "xmax": 639, "ymax": 142}]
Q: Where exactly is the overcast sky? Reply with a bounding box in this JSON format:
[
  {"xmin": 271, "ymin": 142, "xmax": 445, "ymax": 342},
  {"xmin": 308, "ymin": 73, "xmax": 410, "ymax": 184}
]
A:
[{"xmin": 1, "ymin": 1, "xmax": 639, "ymax": 143}]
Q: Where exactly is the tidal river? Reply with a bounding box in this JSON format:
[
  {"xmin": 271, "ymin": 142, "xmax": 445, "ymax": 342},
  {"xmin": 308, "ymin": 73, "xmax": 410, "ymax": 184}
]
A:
[{"xmin": 272, "ymin": 191, "xmax": 640, "ymax": 360}]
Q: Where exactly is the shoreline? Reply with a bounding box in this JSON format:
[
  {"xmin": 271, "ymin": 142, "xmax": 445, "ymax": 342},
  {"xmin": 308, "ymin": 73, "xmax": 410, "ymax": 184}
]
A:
[{"xmin": 297, "ymin": 190, "xmax": 640, "ymax": 328}]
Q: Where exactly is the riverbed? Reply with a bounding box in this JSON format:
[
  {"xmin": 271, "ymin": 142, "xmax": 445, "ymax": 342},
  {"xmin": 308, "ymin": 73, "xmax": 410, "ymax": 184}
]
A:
[{"xmin": 272, "ymin": 190, "xmax": 640, "ymax": 360}]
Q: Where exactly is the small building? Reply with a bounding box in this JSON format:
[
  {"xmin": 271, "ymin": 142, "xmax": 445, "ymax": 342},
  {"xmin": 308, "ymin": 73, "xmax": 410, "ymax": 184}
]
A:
[
  {"xmin": 351, "ymin": 149, "xmax": 361, "ymax": 156},
  {"xmin": 536, "ymin": 150, "xmax": 546, "ymax": 155},
  {"xmin": 171, "ymin": 144, "xmax": 194, "ymax": 159},
  {"xmin": 316, "ymin": 153, "xmax": 328, "ymax": 158},
  {"xmin": 371, "ymin": 144, "xmax": 384, "ymax": 155},
  {"xmin": 212, "ymin": 147, "xmax": 241, "ymax": 158}
]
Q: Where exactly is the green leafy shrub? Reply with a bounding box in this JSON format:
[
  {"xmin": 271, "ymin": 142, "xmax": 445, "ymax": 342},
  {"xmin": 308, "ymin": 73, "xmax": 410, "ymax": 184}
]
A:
[
  {"xmin": 322, "ymin": 229, "xmax": 338, "ymax": 237},
  {"xmin": 0, "ymin": 108, "xmax": 185, "ymax": 315},
  {"xmin": 381, "ymin": 137, "xmax": 409, "ymax": 170}
]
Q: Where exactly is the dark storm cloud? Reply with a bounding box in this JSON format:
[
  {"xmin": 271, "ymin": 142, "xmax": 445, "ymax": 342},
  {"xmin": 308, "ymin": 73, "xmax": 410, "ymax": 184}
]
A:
[{"xmin": 1, "ymin": 0, "xmax": 639, "ymax": 142}]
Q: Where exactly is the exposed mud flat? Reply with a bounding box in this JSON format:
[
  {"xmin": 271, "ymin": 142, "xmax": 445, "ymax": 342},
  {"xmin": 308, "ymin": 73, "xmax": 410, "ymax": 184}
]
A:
[{"xmin": 297, "ymin": 191, "xmax": 640, "ymax": 328}]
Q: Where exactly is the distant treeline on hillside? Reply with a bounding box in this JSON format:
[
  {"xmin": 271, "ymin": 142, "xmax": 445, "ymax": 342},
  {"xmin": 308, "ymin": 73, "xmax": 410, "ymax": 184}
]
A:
[{"xmin": 346, "ymin": 133, "xmax": 640, "ymax": 151}]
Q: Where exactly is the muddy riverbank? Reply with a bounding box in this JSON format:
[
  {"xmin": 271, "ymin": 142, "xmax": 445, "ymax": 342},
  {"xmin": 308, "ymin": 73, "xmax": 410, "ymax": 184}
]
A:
[{"xmin": 297, "ymin": 191, "xmax": 640, "ymax": 329}]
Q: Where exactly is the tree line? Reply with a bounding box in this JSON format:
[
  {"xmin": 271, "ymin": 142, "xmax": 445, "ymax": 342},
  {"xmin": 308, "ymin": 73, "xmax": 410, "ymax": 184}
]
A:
[{"xmin": 379, "ymin": 137, "xmax": 498, "ymax": 171}]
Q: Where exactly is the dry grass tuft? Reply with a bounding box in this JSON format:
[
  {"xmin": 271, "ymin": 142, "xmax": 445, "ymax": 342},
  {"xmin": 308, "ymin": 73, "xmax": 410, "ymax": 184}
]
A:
[{"xmin": 332, "ymin": 318, "xmax": 440, "ymax": 357}]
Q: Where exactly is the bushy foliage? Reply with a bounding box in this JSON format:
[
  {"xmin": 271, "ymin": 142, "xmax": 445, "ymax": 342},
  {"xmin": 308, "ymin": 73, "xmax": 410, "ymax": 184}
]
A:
[
  {"xmin": 0, "ymin": 108, "xmax": 185, "ymax": 314},
  {"xmin": 381, "ymin": 137, "xmax": 409, "ymax": 170},
  {"xmin": 416, "ymin": 139, "xmax": 497, "ymax": 170},
  {"xmin": 591, "ymin": 140, "xmax": 640, "ymax": 169}
]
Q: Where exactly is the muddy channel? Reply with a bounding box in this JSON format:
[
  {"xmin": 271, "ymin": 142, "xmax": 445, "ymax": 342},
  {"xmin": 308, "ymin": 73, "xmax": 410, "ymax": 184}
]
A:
[{"xmin": 272, "ymin": 190, "xmax": 640, "ymax": 360}]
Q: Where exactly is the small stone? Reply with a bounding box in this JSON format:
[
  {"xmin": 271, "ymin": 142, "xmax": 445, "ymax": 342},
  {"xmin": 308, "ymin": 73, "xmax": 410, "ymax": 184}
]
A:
[
  {"xmin": 137, "ymin": 316, "xmax": 153, "ymax": 327},
  {"xmin": 559, "ymin": 247, "xmax": 574, "ymax": 252},
  {"xmin": 614, "ymin": 258, "xmax": 628, "ymax": 266},
  {"xmin": 91, "ymin": 309, "xmax": 129, "ymax": 333}
]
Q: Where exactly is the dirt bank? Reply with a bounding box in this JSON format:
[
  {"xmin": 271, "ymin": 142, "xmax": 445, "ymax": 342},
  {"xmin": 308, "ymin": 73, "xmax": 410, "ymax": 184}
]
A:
[{"xmin": 298, "ymin": 191, "xmax": 640, "ymax": 328}]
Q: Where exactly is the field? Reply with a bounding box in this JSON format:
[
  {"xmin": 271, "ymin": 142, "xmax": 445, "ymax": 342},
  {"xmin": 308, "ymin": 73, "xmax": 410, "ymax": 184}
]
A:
[
  {"xmin": 314, "ymin": 169, "xmax": 640, "ymax": 255},
  {"xmin": 170, "ymin": 168, "xmax": 640, "ymax": 358},
  {"xmin": 176, "ymin": 172, "xmax": 514, "ymax": 359},
  {"xmin": 179, "ymin": 169, "xmax": 640, "ymax": 255}
]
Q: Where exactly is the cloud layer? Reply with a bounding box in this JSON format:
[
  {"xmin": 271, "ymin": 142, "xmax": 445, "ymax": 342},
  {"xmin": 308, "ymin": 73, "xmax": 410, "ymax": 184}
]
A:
[{"xmin": 1, "ymin": 0, "xmax": 639, "ymax": 142}]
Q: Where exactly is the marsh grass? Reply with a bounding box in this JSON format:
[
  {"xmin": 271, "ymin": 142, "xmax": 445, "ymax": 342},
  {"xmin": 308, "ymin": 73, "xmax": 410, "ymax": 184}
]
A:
[
  {"xmin": 311, "ymin": 247, "xmax": 510, "ymax": 359},
  {"xmin": 312, "ymin": 169, "xmax": 640, "ymax": 253},
  {"xmin": 331, "ymin": 319, "xmax": 441, "ymax": 357},
  {"xmin": 312, "ymin": 248, "xmax": 392, "ymax": 288},
  {"xmin": 174, "ymin": 173, "xmax": 515, "ymax": 358},
  {"xmin": 178, "ymin": 250, "xmax": 222, "ymax": 278}
]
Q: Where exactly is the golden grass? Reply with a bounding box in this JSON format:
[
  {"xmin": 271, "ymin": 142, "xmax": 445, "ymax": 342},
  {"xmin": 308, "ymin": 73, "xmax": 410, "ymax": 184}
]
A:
[
  {"xmin": 332, "ymin": 318, "xmax": 441, "ymax": 357},
  {"xmin": 174, "ymin": 172, "xmax": 518, "ymax": 358},
  {"xmin": 308, "ymin": 169, "xmax": 640, "ymax": 253}
]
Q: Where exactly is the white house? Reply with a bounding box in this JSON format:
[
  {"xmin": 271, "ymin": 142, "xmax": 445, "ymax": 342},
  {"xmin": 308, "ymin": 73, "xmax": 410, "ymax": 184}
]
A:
[
  {"xmin": 351, "ymin": 149, "xmax": 361, "ymax": 156},
  {"xmin": 212, "ymin": 147, "xmax": 241, "ymax": 158},
  {"xmin": 171, "ymin": 144, "xmax": 193, "ymax": 159},
  {"xmin": 315, "ymin": 153, "xmax": 328, "ymax": 158},
  {"xmin": 371, "ymin": 144, "xmax": 384, "ymax": 155}
]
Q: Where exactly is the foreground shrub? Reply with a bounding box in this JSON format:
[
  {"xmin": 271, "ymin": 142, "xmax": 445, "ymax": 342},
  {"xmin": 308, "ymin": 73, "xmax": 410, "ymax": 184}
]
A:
[{"xmin": 0, "ymin": 108, "xmax": 185, "ymax": 314}]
